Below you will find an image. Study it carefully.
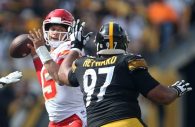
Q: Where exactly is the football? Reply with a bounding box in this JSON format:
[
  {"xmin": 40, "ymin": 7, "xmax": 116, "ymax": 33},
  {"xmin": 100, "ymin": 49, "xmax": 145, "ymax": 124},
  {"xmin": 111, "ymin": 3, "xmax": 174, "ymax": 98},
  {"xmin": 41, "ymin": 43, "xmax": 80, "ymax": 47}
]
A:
[{"xmin": 9, "ymin": 34, "xmax": 33, "ymax": 58}]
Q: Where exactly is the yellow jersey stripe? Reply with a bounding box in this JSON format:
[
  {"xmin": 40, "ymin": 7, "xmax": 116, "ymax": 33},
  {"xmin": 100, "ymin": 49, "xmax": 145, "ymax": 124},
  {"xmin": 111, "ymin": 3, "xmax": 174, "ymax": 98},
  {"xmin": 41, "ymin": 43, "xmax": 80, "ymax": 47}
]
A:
[
  {"xmin": 128, "ymin": 59, "xmax": 147, "ymax": 71},
  {"xmin": 109, "ymin": 22, "xmax": 114, "ymax": 49}
]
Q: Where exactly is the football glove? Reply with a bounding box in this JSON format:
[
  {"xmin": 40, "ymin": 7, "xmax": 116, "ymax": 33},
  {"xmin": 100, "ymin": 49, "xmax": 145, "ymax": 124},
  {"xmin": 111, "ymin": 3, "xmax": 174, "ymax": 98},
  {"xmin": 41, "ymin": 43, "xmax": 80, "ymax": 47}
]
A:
[
  {"xmin": 169, "ymin": 80, "xmax": 192, "ymax": 97},
  {"xmin": 0, "ymin": 71, "xmax": 22, "ymax": 88},
  {"xmin": 68, "ymin": 19, "xmax": 92, "ymax": 50}
]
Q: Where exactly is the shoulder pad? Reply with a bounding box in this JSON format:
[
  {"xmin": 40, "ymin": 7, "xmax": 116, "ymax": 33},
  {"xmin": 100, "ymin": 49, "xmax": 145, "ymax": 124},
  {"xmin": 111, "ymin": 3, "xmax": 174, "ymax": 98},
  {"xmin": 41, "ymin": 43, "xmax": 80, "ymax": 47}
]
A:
[{"xmin": 127, "ymin": 54, "xmax": 148, "ymax": 71}]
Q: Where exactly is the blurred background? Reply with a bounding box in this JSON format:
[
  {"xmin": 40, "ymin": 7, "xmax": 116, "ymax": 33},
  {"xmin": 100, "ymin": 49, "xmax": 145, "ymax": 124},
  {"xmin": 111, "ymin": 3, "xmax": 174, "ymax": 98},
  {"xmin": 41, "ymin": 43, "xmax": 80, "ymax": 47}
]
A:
[{"xmin": 0, "ymin": 0, "xmax": 194, "ymax": 127}]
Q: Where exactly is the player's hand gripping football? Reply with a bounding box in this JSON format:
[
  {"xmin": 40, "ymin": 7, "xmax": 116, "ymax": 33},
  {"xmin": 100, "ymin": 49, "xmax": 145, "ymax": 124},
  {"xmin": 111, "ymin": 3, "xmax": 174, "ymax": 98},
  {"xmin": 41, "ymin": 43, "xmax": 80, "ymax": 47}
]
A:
[
  {"xmin": 28, "ymin": 28, "xmax": 45, "ymax": 49},
  {"xmin": 170, "ymin": 80, "xmax": 192, "ymax": 97},
  {"xmin": 68, "ymin": 19, "xmax": 92, "ymax": 50},
  {"xmin": 28, "ymin": 28, "xmax": 45, "ymax": 57},
  {"xmin": 0, "ymin": 71, "xmax": 23, "ymax": 88}
]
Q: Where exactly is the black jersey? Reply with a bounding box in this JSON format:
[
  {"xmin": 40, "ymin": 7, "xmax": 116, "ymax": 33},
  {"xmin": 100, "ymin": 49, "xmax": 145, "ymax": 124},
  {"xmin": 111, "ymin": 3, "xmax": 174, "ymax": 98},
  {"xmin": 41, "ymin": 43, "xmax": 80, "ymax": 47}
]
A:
[{"xmin": 68, "ymin": 53, "xmax": 159, "ymax": 127}]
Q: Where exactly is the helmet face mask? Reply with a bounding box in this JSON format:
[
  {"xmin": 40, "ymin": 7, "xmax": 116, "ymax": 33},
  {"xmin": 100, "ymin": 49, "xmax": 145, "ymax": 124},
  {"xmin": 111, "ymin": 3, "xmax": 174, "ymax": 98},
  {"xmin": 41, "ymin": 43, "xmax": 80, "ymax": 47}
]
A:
[
  {"xmin": 42, "ymin": 9, "xmax": 74, "ymax": 48},
  {"xmin": 95, "ymin": 22, "xmax": 129, "ymax": 55},
  {"xmin": 44, "ymin": 30, "xmax": 68, "ymax": 48}
]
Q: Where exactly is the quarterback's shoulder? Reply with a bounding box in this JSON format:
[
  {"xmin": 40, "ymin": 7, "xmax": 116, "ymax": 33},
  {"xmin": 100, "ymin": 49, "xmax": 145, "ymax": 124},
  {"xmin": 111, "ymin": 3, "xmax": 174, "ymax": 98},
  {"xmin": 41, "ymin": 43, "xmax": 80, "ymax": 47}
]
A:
[{"xmin": 123, "ymin": 53, "xmax": 148, "ymax": 71}]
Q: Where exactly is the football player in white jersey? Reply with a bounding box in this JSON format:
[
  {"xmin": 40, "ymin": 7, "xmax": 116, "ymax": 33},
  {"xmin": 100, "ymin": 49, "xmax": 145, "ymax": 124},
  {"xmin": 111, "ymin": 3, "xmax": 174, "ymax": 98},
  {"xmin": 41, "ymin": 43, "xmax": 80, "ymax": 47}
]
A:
[{"xmin": 27, "ymin": 9, "xmax": 87, "ymax": 127}]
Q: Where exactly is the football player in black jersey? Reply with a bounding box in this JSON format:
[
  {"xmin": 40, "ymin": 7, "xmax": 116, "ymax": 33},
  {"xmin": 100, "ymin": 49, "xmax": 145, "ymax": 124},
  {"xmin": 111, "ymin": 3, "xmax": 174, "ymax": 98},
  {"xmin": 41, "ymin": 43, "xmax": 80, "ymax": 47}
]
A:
[{"xmin": 39, "ymin": 20, "xmax": 192, "ymax": 127}]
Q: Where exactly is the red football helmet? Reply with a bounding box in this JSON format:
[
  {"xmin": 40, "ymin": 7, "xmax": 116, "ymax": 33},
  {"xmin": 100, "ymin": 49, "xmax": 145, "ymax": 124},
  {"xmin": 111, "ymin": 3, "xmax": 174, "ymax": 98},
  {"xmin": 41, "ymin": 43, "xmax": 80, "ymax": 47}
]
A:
[{"xmin": 43, "ymin": 9, "xmax": 74, "ymax": 48}]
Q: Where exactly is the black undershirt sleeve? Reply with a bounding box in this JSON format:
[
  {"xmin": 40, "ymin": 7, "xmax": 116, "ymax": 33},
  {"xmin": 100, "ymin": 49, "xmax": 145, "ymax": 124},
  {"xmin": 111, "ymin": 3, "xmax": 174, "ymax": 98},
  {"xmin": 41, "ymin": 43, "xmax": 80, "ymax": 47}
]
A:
[{"xmin": 131, "ymin": 69, "xmax": 160, "ymax": 97}]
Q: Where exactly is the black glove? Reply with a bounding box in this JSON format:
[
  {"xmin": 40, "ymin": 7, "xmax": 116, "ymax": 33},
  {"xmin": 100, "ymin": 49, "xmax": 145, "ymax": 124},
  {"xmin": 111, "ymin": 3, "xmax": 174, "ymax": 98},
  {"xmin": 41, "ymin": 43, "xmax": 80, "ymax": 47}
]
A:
[
  {"xmin": 68, "ymin": 19, "xmax": 92, "ymax": 50},
  {"xmin": 169, "ymin": 80, "xmax": 192, "ymax": 97}
]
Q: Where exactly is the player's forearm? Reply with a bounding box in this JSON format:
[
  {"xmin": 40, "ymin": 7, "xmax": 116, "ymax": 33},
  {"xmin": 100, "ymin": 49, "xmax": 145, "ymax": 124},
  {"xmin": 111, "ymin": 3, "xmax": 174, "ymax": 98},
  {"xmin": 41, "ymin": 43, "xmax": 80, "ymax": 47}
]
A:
[
  {"xmin": 147, "ymin": 79, "xmax": 192, "ymax": 105},
  {"xmin": 58, "ymin": 50, "xmax": 80, "ymax": 85},
  {"xmin": 35, "ymin": 46, "xmax": 62, "ymax": 84},
  {"xmin": 44, "ymin": 60, "xmax": 61, "ymax": 83}
]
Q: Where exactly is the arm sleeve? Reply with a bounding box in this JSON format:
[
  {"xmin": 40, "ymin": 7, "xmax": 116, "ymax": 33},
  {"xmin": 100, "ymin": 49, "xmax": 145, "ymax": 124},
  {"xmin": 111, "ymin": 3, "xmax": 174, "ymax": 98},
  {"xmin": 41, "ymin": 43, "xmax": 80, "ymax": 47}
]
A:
[
  {"xmin": 33, "ymin": 57, "xmax": 43, "ymax": 85},
  {"xmin": 132, "ymin": 70, "xmax": 159, "ymax": 97},
  {"xmin": 125, "ymin": 54, "xmax": 159, "ymax": 96}
]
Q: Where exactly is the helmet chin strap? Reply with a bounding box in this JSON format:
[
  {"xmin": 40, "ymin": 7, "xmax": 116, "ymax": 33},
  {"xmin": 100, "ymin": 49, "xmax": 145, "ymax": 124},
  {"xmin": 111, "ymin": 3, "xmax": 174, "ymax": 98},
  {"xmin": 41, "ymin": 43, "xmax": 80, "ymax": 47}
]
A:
[{"xmin": 47, "ymin": 40, "xmax": 63, "ymax": 48}]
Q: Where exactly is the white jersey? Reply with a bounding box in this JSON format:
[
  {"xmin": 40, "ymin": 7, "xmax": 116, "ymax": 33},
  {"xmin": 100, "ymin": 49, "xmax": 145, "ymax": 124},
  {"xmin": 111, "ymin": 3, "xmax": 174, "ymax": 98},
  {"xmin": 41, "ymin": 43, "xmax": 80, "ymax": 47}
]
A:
[{"xmin": 38, "ymin": 41, "xmax": 86, "ymax": 124}]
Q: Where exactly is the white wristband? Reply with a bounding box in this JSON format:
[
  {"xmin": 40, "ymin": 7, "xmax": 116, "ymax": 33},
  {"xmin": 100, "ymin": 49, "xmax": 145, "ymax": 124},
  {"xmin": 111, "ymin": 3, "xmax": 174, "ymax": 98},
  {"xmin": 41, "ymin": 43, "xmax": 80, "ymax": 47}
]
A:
[{"xmin": 36, "ymin": 46, "xmax": 52, "ymax": 64}]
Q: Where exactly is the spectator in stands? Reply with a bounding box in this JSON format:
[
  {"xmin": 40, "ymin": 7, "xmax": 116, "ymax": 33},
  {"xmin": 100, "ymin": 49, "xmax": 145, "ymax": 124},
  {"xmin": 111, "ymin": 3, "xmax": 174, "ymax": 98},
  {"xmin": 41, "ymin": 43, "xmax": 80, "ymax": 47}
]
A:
[{"xmin": 147, "ymin": 0, "xmax": 178, "ymax": 52}]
